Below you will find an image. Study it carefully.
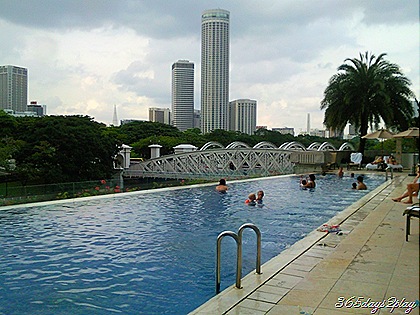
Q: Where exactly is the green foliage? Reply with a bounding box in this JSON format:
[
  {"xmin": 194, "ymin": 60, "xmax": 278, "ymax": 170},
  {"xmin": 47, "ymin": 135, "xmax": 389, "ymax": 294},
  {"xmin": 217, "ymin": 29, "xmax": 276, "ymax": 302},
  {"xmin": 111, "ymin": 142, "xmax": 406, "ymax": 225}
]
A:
[
  {"xmin": 321, "ymin": 52, "xmax": 415, "ymax": 154},
  {"xmin": 5, "ymin": 115, "xmax": 119, "ymax": 183}
]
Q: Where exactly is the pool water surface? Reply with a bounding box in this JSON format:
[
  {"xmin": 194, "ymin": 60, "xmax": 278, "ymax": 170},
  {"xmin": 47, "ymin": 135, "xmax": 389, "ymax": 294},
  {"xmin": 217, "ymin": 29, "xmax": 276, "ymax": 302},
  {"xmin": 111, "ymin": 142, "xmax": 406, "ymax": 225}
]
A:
[{"xmin": 0, "ymin": 174, "xmax": 385, "ymax": 314}]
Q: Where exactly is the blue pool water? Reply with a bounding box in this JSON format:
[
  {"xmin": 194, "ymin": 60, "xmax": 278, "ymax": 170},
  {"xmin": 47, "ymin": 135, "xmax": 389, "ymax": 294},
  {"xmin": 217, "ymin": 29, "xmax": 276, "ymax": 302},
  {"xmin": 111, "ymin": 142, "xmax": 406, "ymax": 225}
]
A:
[{"xmin": 0, "ymin": 174, "xmax": 385, "ymax": 315}]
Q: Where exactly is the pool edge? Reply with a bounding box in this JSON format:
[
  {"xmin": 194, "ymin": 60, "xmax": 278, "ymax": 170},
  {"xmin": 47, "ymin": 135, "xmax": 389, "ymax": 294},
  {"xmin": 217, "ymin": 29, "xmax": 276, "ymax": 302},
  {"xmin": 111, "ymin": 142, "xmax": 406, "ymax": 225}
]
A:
[{"xmin": 187, "ymin": 176, "xmax": 396, "ymax": 314}]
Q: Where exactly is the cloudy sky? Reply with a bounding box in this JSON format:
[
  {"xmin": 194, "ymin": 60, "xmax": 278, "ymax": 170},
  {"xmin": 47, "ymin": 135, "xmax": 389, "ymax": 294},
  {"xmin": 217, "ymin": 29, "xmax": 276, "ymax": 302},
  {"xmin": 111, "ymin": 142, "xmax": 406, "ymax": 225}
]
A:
[{"xmin": 1, "ymin": 0, "xmax": 418, "ymax": 133}]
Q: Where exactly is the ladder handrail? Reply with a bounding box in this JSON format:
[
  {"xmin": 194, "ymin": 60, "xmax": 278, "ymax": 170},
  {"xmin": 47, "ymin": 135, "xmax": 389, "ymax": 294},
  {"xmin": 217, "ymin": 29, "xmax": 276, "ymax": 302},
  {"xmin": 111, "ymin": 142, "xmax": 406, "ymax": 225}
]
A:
[
  {"xmin": 215, "ymin": 223, "xmax": 262, "ymax": 294},
  {"xmin": 216, "ymin": 231, "xmax": 241, "ymax": 294},
  {"xmin": 238, "ymin": 223, "xmax": 262, "ymax": 275}
]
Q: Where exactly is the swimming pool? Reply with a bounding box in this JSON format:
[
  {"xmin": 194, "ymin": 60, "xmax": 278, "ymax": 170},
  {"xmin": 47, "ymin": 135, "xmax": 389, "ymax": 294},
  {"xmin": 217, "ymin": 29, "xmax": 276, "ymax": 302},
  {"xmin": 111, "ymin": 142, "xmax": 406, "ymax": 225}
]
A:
[{"xmin": 0, "ymin": 174, "xmax": 385, "ymax": 315}]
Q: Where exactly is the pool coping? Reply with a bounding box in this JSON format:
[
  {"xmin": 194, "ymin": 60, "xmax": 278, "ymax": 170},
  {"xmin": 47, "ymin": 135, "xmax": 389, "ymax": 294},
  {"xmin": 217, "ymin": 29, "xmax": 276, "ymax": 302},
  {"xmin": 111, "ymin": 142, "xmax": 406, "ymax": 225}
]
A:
[
  {"xmin": 187, "ymin": 175, "xmax": 398, "ymax": 314},
  {"xmin": 0, "ymin": 174, "xmax": 296, "ymax": 211}
]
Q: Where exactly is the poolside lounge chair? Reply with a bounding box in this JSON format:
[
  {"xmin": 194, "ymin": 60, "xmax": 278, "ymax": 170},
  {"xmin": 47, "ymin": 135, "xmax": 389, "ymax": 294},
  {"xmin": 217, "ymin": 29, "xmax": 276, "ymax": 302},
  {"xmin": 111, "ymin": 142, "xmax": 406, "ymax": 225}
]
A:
[
  {"xmin": 384, "ymin": 156, "xmax": 403, "ymax": 172},
  {"xmin": 347, "ymin": 152, "xmax": 362, "ymax": 170},
  {"xmin": 365, "ymin": 156, "xmax": 386, "ymax": 171},
  {"xmin": 403, "ymin": 205, "xmax": 419, "ymax": 241}
]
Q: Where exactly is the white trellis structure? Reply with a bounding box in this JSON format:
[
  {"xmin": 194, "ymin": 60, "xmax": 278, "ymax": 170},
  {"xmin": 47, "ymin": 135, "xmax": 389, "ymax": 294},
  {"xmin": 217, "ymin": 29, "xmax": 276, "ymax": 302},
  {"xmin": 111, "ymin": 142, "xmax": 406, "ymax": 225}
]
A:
[
  {"xmin": 122, "ymin": 141, "xmax": 355, "ymax": 180},
  {"xmin": 125, "ymin": 148, "xmax": 296, "ymax": 180}
]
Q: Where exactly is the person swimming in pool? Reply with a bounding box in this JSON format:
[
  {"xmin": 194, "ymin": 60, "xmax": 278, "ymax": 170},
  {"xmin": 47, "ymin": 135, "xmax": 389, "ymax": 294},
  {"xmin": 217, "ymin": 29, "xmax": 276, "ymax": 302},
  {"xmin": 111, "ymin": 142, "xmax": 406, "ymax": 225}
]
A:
[
  {"xmin": 245, "ymin": 193, "xmax": 257, "ymax": 206},
  {"xmin": 216, "ymin": 178, "xmax": 228, "ymax": 192}
]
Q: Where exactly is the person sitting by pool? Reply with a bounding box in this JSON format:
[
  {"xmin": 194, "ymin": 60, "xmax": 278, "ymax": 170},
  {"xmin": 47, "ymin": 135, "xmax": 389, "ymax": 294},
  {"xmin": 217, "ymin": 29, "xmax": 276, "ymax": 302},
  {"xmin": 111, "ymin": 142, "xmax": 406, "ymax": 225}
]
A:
[
  {"xmin": 356, "ymin": 175, "xmax": 367, "ymax": 190},
  {"xmin": 245, "ymin": 193, "xmax": 257, "ymax": 206},
  {"xmin": 337, "ymin": 167, "xmax": 344, "ymax": 178},
  {"xmin": 216, "ymin": 178, "xmax": 228, "ymax": 192},
  {"xmin": 352, "ymin": 182, "xmax": 357, "ymax": 189},
  {"xmin": 256, "ymin": 190, "xmax": 264, "ymax": 205},
  {"xmin": 372, "ymin": 156, "xmax": 384, "ymax": 164},
  {"xmin": 392, "ymin": 167, "xmax": 420, "ymax": 204},
  {"xmin": 387, "ymin": 155, "xmax": 397, "ymax": 165}
]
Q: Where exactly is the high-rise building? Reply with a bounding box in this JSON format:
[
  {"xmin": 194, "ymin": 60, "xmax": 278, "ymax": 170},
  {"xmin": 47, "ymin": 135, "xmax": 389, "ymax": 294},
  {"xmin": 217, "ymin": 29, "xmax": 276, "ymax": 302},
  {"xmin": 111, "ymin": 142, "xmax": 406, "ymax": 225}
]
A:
[
  {"xmin": 171, "ymin": 60, "xmax": 194, "ymax": 131},
  {"xmin": 149, "ymin": 107, "xmax": 171, "ymax": 125},
  {"xmin": 201, "ymin": 9, "xmax": 230, "ymax": 133},
  {"xmin": 0, "ymin": 65, "xmax": 28, "ymax": 112},
  {"xmin": 193, "ymin": 109, "xmax": 201, "ymax": 129},
  {"xmin": 229, "ymin": 99, "xmax": 257, "ymax": 135}
]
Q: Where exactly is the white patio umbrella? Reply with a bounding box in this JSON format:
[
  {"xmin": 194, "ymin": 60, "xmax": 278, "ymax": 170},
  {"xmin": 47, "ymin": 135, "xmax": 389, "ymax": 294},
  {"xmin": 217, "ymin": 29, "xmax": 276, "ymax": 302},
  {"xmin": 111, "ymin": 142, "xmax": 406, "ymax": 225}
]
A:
[
  {"xmin": 362, "ymin": 128, "xmax": 394, "ymax": 140},
  {"xmin": 362, "ymin": 128, "xmax": 394, "ymax": 154}
]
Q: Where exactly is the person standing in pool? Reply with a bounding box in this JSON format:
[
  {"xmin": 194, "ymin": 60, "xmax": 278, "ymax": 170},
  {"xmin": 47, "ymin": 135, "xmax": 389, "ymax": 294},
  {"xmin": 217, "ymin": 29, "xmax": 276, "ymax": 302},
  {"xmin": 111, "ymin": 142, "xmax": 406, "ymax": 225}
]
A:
[
  {"xmin": 216, "ymin": 178, "xmax": 228, "ymax": 192},
  {"xmin": 256, "ymin": 190, "xmax": 264, "ymax": 204},
  {"xmin": 356, "ymin": 175, "xmax": 367, "ymax": 190},
  {"xmin": 303, "ymin": 174, "xmax": 316, "ymax": 188}
]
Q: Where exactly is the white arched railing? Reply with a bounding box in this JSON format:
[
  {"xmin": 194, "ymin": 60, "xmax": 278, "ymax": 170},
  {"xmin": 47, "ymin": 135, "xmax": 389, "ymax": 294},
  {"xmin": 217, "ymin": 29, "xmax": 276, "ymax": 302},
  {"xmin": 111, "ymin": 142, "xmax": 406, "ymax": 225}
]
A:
[
  {"xmin": 225, "ymin": 141, "xmax": 251, "ymax": 149},
  {"xmin": 253, "ymin": 141, "xmax": 277, "ymax": 149},
  {"xmin": 200, "ymin": 141, "xmax": 225, "ymax": 151}
]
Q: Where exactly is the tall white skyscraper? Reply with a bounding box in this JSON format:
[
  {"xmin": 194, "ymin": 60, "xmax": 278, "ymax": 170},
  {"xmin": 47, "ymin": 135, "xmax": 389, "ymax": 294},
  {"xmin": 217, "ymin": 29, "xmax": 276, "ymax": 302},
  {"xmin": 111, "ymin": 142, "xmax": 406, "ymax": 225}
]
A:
[
  {"xmin": 0, "ymin": 65, "xmax": 28, "ymax": 112},
  {"xmin": 201, "ymin": 9, "xmax": 230, "ymax": 133},
  {"xmin": 229, "ymin": 99, "xmax": 257, "ymax": 135},
  {"xmin": 171, "ymin": 60, "xmax": 194, "ymax": 131}
]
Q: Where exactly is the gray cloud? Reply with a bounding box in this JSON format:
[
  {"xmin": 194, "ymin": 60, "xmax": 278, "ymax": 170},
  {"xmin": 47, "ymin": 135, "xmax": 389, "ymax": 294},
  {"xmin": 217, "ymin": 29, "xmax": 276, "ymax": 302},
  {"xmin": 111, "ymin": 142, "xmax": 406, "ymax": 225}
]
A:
[{"xmin": 0, "ymin": 0, "xmax": 418, "ymax": 130}]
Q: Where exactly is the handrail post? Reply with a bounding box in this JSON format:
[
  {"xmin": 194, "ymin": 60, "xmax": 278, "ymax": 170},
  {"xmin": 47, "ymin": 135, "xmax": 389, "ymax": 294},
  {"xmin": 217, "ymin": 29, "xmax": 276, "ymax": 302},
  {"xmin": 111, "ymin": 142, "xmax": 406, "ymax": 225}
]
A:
[
  {"xmin": 385, "ymin": 166, "xmax": 393, "ymax": 180},
  {"xmin": 216, "ymin": 231, "xmax": 241, "ymax": 294},
  {"xmin": 238, "ymin": 223, "xmax": 262, "ymax": 275}
]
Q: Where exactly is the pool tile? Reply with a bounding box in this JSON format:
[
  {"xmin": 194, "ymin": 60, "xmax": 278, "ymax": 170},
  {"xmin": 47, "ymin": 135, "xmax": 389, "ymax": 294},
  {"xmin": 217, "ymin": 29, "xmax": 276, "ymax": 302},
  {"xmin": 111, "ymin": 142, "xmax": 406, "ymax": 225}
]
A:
[{"xmin": 266, "ymin": 273, "xmax": 303, "ymax": 289}]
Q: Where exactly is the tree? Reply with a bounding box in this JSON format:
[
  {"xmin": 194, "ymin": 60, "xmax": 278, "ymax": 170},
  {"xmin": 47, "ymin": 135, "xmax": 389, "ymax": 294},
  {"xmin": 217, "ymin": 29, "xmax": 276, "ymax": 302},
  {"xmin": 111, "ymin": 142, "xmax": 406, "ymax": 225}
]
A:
[{"xmin": 321, "ymin": 52, "xmax": 415, "ymax": 154}]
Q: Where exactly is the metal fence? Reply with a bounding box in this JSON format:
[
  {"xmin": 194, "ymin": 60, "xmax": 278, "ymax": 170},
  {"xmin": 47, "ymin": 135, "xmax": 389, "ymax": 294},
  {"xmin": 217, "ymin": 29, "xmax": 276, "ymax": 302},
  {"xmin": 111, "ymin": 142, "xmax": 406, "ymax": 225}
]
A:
[{"xmin": 0, "ymin": 179, "xmax": 120, "ymax": 206}]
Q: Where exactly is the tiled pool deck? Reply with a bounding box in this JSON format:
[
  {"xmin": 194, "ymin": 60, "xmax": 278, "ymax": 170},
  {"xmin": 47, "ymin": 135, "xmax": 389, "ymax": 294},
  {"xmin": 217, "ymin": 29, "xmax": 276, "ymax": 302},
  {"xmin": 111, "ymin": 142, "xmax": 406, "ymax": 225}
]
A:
[{"xmin": 190, "ymin": 173, "xmax": 419, "ymax": 315}]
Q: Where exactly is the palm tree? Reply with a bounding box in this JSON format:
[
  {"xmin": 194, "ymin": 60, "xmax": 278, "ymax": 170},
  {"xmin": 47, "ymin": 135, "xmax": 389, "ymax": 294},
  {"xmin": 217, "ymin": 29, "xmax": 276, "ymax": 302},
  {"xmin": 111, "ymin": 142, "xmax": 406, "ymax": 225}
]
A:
[{"xmin": 321, "ymin": 52, "xmax": 415, "ymax": 154}]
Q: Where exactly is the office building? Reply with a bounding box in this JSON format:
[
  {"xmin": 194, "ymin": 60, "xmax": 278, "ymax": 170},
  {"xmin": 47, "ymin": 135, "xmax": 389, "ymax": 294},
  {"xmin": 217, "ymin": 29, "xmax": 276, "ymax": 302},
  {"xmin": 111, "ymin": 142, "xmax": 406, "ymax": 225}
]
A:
[
  {"xmin": 272, "ymin": 127, "xmax": 295, "ymax": 136},
  {"xmin": 193, "ymin": 109, "xmax": 201, "ymax": 129},
  {"xmin": 201, "ymin": 9, "xmax": 230, "ymax": 133},
  {"xmin": 0, "ymin": 65, "xmax": 28, "ymax": 112},
  {"xmin": 171, "ymin": 60, "xmax": 194, "ymax": 131},
  {"xmin": 149, "ymin": 107, "xmax": 171, "ymax": 125},
  {"xmin": 27, "ymin": 101, "xmax": 46, "ymax": 116},
  {"xmin": 229, "ymin": 99, "xmax": 257, "ymax": 135}
]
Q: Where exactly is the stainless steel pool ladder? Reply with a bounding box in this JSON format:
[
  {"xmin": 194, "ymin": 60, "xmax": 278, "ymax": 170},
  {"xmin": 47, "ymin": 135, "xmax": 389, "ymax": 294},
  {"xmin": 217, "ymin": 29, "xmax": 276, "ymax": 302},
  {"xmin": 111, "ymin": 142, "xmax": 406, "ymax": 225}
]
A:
[{"xmin": 216, "ymin": 223, "xmax": 262, "ymax": 294}]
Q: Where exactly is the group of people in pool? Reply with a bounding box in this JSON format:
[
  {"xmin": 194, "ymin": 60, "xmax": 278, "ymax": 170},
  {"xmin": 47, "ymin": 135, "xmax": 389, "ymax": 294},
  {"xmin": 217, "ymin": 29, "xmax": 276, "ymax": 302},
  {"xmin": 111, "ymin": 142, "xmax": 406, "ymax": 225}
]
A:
[
  {"xmin": 215, "ymin": 178, "xmax": 265, "ymax": 206},
  {"xmin": 336, "ymin": 167, "xmax": 367, "ymax": 190}
]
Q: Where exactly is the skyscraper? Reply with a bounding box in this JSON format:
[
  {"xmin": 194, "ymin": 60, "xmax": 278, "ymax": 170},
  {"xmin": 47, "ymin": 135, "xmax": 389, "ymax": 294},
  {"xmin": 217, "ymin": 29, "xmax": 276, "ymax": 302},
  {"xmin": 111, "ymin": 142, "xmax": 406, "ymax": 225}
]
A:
[
  {"xmin": 229, "ymin": 99, "xmax": 257, "ymax": 135},
  {"xmin": 171, "ymin": 60, "xmax": 194, "ymax": 131},
  {"xmin": 201, "ymin": 9, "xmax": 230, "ymax": 133},
  {"xmin": 0, "ymin": 65, "xmax": 28, "ymax": 112}
]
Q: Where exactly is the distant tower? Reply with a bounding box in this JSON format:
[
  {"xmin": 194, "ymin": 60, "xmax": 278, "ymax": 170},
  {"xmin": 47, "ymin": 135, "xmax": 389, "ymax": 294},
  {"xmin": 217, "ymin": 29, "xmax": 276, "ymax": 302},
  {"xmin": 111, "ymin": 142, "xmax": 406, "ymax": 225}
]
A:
[
  {"xmin": 172, "ymin": 60, "xmax": 194, "ymax": 131},
  {"xmin": 0, "ymin": 65, "xmax": 28, "ymax": 112},
  {"xmin": 307, "ymin": 113, "xmax": 310, "ymax": 134},
  {"xmin": 201, "ymin": 9, "xmax": 230, "ymax": 133},
  {"xmin": 112, "ymin": 104, "xmax": 119, "ymax": 126}
]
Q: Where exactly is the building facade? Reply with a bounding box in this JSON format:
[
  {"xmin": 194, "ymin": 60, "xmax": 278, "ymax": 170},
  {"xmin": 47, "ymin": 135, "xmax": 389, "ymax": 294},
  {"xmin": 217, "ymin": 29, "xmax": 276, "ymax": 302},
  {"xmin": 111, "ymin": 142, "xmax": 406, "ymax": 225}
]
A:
[
  {"xmin": 27, "ymin": 101, "xmax": 46, "ymax": 116},
  {"xmin": 229, "ymin": 99, "xmax": 257, "ymax": 135},
  {"xmin": 171, "ymin": 60, "xmax": 194, "ymax": 131},
  {"xmin": 272, "ymin": 127, "xmax": 295, "ymax": 136},
  {"xmin": 0, "ymin": 65, "xmax": 28, "ymax": 112},
  {"xmin": 200, "ymin": 9, "xmax": 230, "ymax": 133},
  {"xmin": 149, "ymin": 107, "xmax": 171, "ymax": 124}
]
